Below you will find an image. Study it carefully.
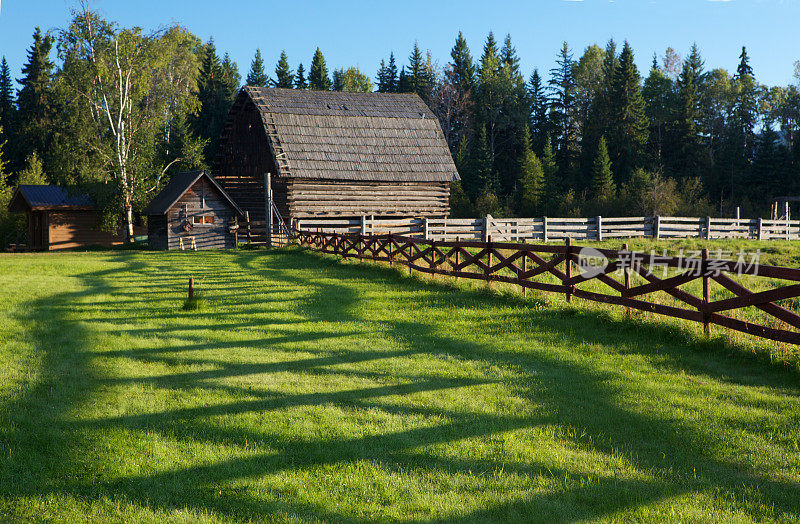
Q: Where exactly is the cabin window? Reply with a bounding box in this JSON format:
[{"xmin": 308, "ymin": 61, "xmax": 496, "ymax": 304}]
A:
[{"xmin": 192, "ymin": 215, "xmax": 214, "ymax": 225}]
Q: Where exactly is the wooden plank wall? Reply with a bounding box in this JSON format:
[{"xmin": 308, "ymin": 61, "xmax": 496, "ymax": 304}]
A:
[
  {"xmin": 165, "ymin": 178, "xmax": 237, "ymax": 250},
  {"xmin": 47, "ymin": 211, "xmax": 132, "ymax": 250}
]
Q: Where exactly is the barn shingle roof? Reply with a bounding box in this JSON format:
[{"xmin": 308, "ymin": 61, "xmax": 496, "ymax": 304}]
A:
[{"xmin": 216, "ymin": 87, "xmax": 460, "ymax": 183}]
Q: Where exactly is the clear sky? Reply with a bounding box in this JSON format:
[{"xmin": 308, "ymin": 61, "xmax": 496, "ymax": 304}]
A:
[{"xmin": 1, "ymin": 0, "xmax": 799, "ymax": 89}]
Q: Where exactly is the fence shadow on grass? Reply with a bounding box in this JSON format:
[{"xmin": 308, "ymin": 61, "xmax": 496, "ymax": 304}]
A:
[{"xmin": 0, "ymin": 249, "xmax": 797, "ymax": 522}]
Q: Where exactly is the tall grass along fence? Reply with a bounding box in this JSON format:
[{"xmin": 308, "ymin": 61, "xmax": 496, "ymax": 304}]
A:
[
  {"xmin": 294, "ymin": 215, "xmax": 800, "ymax": 242},
  {"xmin": 295, "ymin": 227, "xmax": 800, "ymax": 346}
]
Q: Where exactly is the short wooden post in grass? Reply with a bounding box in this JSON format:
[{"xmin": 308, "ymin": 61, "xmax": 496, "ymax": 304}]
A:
[
  {"xmin": 565, "ymin": 237, "xmax": 572, "ymax": 303},
  {"xmin": 486, "ymin": 235, "xmax": 493, "ymax": 290},
  {"xmin": 622, "ymin": 243, "xmax": 631, "ymax": 317},
  {"xmin": 702, "ymin": 248, "xmax": 711, "ymax": 337},
  {"xmin": 245, "ymin": 211, "xmax": 252, "ymax": 242},
  {"xmin": 188, "ymin": 277, "xmax": 194, "ymax": 300},
  {"xmin": 389, "ymin": 233, "xmax": 394, "ymax": 267}
]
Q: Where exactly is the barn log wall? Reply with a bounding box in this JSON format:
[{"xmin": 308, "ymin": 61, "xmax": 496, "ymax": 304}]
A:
[
  {"xmin": 165, "ymin": 178, "xmax": 236, "ymax": 250},
  {"xmin": 286, "ymin": 179, "xmax": 450, "ymax": 218}
]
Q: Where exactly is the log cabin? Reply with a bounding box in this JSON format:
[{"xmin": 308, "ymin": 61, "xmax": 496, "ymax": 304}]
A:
[
  {"xmin": 7, "ymin": 185, "xmax": 135, "ymax": 250},
  {"xmin": 144, "ymin": 171, "xmax": 243, "ymax": 250},
  {"xmin": 212, "ymin": 87, "xmax": 460, "ymax": 234}
]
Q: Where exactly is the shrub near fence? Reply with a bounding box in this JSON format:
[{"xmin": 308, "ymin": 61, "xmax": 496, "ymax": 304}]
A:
[
  {"xmin": 294, "ymin": 215, "xmax": 800, "ymax": 242},
  {"xmin": 294, "ymin": 228, "xmax": 800, "ymax": 347}
]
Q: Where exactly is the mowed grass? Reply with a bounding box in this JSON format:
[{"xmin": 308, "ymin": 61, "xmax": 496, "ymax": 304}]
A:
[{"xmin": 0, "ymin": 247, "xmax": 799, "ymax": 523}]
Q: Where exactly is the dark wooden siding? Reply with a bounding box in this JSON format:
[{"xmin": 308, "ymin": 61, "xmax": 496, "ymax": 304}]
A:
[
  {"xmin": 214, "ymin": 101, "xmax": 272, "ymax": 223},
  {"xmin": 147, "ymin": 215, "xmax": 168, "ymax": 250},
  {"xmin": 164, "ymin": 178, "xmax": 236, "ymax": 250},
  {"xmin": 47, "ymin": 210, "xmax": 129, "ymax": 250}
]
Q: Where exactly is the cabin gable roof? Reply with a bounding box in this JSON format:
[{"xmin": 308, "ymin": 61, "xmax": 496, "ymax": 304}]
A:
[
  {"xmin": 144, "ymin": 171, "xmax": 244, "ymax": 216},
  {"xmin": 8, "ymin": 185, "xmax": 94, "ymax": 212}
]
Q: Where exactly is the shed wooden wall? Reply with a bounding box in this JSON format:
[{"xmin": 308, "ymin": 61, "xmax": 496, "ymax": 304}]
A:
[
  {"xmin": 160, "ymin": 178, "xmax": 237, "ymax": 250},
  {"xmin": 46, "ymin": 210, "xmax": 129, "ymax": 250}
]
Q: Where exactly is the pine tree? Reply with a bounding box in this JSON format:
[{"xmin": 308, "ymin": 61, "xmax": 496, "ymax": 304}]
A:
[
  {"xmin": 581, "ymin": 39, "xmax": 617, "ymax": 185},
  {"xmin": 732, "ymin": 46, "xmax": 758, "ymax": 155},
  {"xmin": 376, "ymin": 59, "xmax": 389, "ymax": 92},
  {"xmin": 220, "ymin": 53, "xmax": 240, "ymax": 102},
  {"xmin": 15, "ymin": 27, "xmax": 55, "ymax": 171},
  {"xmin": 246, "ymin": 49, "xmax": 268, "ymax": 86},
  {"xmin": 332, "ymin": 68, "xmax": 344, "ymax": 91},
  {"xmin": 397, "ymin": 66, "xmax": 411, "ymax": 93},
  {"xmin": 308, "ymin": 48, "xmax": 331, "ymax": 90},
  {"xmin": 591, "ymin": 136, "xmax": 616, "ymax": 202},
  {"xmin": 406, "ymin": 42, "xmax": 431, "ymax": 101},
  {"xmin": 473, "ymin": 124, "xmax": 498, "ymax": 194},
  {"xmin": 672, "ymin": 43, "xmax": 707, "ymax": 178},
  {"xmin": 386, "ymin": 52, "xmax": 398, "ymax": 93},
  {"xmin": 193, "ymin": 39, "xmax": 236, "ymax": 163},
  {"xmin": 294, "ymin": 63, "xmax": 307, "ymax": 89},
  {"xmin": 0, "ymin": 57, "xmax": 14, "ymax": 144},
  {"xmin": 500, "ymin": 34, "xmax": 521, "ymax": 79},
  {"xmin": 608, "ymin": 41, "xmax": 648, "ymax": 182},
  {"xmin": 165, "ymin": 111, "xmax": 207, "ymax": 172},
  {"xmin": 450, "ymin": 32, "xmax": 475, "ymax": 93},
  {"xmin": 272, "ymin": 51, "xmax": 293, "ymax": 88},
  {"xmin": 516, "ymin": 126, "xmax": 545, "ymax": 215},
  {"xmin": 548, "ymin": 42, "xmax": 579, "ymax": 177},
  {"xmin": 541, "ymin": 135, "xmax": 559, "ymax": 211},
  {"xmin": 527, "ymin": 69, "xmax": 549, "ymax": 153},
  {"xmin": 642, "ymin": 54, "xmax": 673, "ymax": 168}
]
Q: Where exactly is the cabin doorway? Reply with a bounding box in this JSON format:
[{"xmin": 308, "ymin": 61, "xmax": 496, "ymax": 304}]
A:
[{"xmin": 30, "ymin": 211, "xmax": 45, "ymax": 250}]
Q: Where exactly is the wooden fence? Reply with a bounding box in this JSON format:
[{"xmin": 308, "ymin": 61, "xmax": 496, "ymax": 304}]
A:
[
  {"xmin": 295, "ymin": 215, "xmax": 800, "ymax": 242},
  {"xmin": 295, "ymin": 228, "xmax": 800, "ymax": 346}
]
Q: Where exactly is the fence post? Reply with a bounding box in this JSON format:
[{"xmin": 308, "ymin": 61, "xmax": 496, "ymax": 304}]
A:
[
  {"xmin": 622, "ymin": 243, "xmax": 631, "ymax": 317},
  {"xmin": 543, "ymin": 216, "xmax": 548, "ymax": 242},
  {"xmin": 521, "ymin": 239, "xmax": 527, "ymax": 297},
  {"xmin": 483, "ymin": 214, "xmax": 492, "ymax": 242},
  {"xmin": 596, "ymin": 215, "xmax": 603, "ymax": 242},
  {"xmin": 423, "ymin": 217, "xmax": 429, "ymax": 240},
  {"xmin": 705, "ymin": 216, "xmax": 712, "ymax": 239},
  {"xmin": 265, "ymin": 172, "xmax": 273, "ymax": 248},
  {"xmin": 245, "ymin": 211, "xmax": 252, "ymax": 242},
  {"xmin": 360, "ymin": 215, "xmax": 367, "ymax": 236},
  {"xmin": 388, "ymin": 233, "xmax": 394, "ymax": 266},
  {"xmin": 486, "ymin": 235, "xmax": 493, "ymax": 286},
  {"xmin": 702, "ymin": 248, "xmax": 711, "ymax": 337},
  {"xmin": 565, "ymin": 237, "xmax": 572, "ymax": 303},
  {"xmin": 758, "ymin": 217, "xmax": 764, "ymax": 240},
  {"xmin": 653, "ymin": 215, "xmax": 660, "ymax": 240}
]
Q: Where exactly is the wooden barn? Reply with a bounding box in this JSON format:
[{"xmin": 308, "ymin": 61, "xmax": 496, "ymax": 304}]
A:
[
  {"xmin": 144, "ymin": 171, "xmax": 243, "ymax": 250},
  {"xmin": 7, "ymin": 185, "xmax": 135, "ymax": 250},
  {"xmin": 212, "ymin": 87, "xmax": 459, "ymax": 232}
]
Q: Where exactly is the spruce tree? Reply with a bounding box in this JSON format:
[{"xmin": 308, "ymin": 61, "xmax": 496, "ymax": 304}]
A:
[
  {"xmin": 308, "ymin": 48, "xmax": 331, "ymax": 90},
  {"xmin": 220, "ymin": 53, "xmax": 240, "ymax": 102},
  {"xmin": 516, "ymin": 126, "xmax": 545, "ymax": 215},
  {"xmin": 397, "ymin": 66, "xmax": 411, "ymax": 93},
  {"xmin": 246, "ymin": 49, "xmax": 268, "ymax": 86},
  {"xmin": 608, "ymin": 41, "xmax": 648, "ymax": 182},
  {"xmin": 0, "ymin": 57, "xmax": 14, "ymax": 145},
  {"xmin": 376, "ymin": 59, "xmax": 389, "ymax": 92},
  {"xmin": 294, "ymin": 63, "xmax": 307, "ymax": 89},
  {"xmin": 541, "ymin": 135, "xmax": 559, "ymax": 211},
  {"xmin": 528, "ymin": 69, "xmax": 549, "ymax": 153},
  {"xmin": 273, "ymin": 51, "xmax": 293, "ymax": 88},
  {"xmin": 15, "ymin": 27, "xmax": 55, "ymax": 171},
  {"xmin": 672, "ymin": 43, "xmax": 706, "ymax": 178},
  {"xmin": 386, "ymin": 52, "xmax": 398, "ymax": 92},
  {"xmin": 407, "ymin": 42, "xmax": 430, "ymax": 100},
  {"xmin": 473, "ymin": 124, "xmax": 498, "ymax": 195},
  {"xmin": 500, "ymin": 34, "xmax": 521, "ymax": 79},
  {"xmin": 642, "ymin": 54, "xmax": 673, "ymax": 168},
  {"xmin": 450, "ymin": 32, "xmax": 475, "ymax": 93},
  {"xmin": 732, "ymin": 46, "xmax": 758, "ymax": 155},
  {"xmin": 591, "ymin": 136, "xmax": 616, "ymax": 202},
  {"xmin": 548, "ymin": 42, "xmax": 579, "ymax": 178},
  {"xmin": 332, "ymin": 68, "xmax": 344, "ymax": 91}
]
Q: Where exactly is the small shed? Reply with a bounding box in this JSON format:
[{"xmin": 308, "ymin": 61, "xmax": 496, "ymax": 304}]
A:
[
  {"xmin": 213, "ymin": 87, "xmax": 460, "ymax": 235},
  {"xmin": 144, "ymin": 171, "xmax": 243, "ymax": 250},
  {"xmin": 7, "ymin": 185, "xmax": 133, "ymax": 250}
]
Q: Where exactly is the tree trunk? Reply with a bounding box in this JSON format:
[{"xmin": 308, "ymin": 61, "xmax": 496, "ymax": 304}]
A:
[{"xmin": 125, "ymin": 202, "xmax": 134, "ymax": 243}]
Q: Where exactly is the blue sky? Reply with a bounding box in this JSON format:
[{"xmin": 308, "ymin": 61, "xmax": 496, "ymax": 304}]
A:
[{"xmin": 1, "ymin": 0, "xmax": 799, "ymax": 89}]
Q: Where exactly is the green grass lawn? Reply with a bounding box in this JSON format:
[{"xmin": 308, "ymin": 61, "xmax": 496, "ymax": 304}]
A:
[{"xmin": 1, "ymin": 247, "xmax": 799, "ymax": 522}]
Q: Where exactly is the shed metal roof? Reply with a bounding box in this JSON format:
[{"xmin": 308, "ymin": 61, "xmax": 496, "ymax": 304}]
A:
[{"xmin": 8, "ymin": 185, "xmax": 94, "ymax": 211}]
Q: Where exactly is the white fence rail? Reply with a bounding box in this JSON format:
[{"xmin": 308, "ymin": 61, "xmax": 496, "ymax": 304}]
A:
[{"xmin": 294, "ymin": 215, "xmax": 800, "ymax": 242}]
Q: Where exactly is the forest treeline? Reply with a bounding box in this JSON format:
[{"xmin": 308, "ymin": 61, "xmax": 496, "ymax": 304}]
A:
[{"xmin": 1, "ymin": 4, "xmax": 799, "ymax": 239}]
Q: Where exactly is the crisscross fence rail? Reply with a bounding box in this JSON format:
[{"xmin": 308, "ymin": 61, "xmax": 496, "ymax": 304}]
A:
[{"xmin": 295, "ymin": 229, "xmax": 800, "ymax": 346}]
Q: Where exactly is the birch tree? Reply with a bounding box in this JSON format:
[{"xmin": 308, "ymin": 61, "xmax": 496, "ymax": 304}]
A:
[{"xmin": 58, "ymin": 4, "xmax": 199, "ymax": 240}]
